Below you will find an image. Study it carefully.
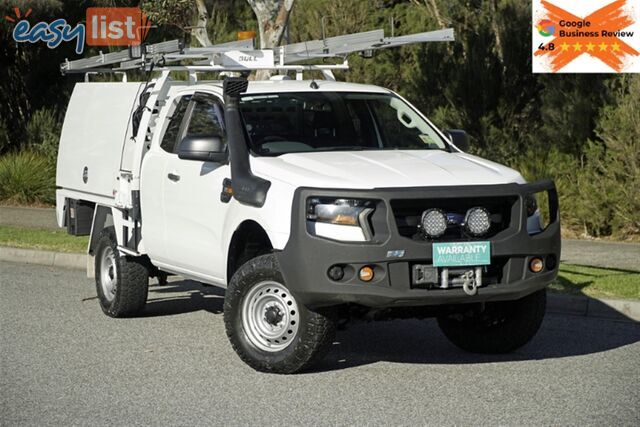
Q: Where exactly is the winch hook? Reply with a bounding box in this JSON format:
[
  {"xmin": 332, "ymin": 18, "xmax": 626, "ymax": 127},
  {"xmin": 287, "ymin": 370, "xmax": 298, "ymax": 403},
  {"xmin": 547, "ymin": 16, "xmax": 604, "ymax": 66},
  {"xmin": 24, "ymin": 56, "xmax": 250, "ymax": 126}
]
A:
[{"xmin": 462, "ymin": 271, "xmax": 478, "ymax": 296}]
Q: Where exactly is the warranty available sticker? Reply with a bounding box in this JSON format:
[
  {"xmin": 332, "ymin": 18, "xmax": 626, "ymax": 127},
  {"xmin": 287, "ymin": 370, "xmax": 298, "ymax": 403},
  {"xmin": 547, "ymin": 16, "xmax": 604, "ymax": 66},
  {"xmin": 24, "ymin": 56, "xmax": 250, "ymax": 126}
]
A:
[{"xmin": 533, "ymin": 0, "xmax": 640, "ymax": 73}]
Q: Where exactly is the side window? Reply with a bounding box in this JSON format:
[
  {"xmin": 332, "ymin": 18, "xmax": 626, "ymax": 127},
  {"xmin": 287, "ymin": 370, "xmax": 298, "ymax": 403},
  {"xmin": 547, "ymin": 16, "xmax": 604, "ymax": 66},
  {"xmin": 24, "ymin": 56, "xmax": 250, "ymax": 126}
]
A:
[
  {"xmin": 185, "ymin": 95, "xmax": 226, "ymax": 140},
  {"xmin": 160, "ymin": 95, "xmax": 191, "ymax": 153}
]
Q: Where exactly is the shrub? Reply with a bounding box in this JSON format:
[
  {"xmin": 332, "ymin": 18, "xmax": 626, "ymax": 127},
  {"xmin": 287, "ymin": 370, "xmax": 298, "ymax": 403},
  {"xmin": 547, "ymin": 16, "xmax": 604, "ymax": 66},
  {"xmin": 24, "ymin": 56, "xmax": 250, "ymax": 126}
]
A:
[
  {"xmin": 25, "ymin": 107, "xmax": 62, "ymax": 162},
  {"xmin": 587, "ymin": 75, "xmax": 640, "ymax": 238},
  {"xmin": 0, "ymin": 151, "xmax": 56, "ymax": 205}
]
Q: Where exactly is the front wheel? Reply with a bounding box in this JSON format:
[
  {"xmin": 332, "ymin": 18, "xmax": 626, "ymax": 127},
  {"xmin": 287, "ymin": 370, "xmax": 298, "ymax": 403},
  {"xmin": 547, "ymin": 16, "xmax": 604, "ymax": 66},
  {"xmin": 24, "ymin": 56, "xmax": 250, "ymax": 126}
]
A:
[
  {"xmin": 224, "ymin": 254, "xmax": 335, "ymax": 374},
  {"xmin": 437, "ymin": 289, "xmax": 547, "ymax": 353}
]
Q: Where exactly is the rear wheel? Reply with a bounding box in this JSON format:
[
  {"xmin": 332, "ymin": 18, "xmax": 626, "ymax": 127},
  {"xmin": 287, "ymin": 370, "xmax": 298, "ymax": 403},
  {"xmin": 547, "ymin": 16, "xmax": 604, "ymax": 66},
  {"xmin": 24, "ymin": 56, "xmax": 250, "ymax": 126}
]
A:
[
  {"xmin": 437, "ymin": 289, "xmax": 546, "ymax": 353},
  {"xmin": 224, "ymin": 254, "xmax": 335, "ymax": 374},
  {"xmin": 95, "ymin": 229, "xmax": 149, "ymax": 317}
]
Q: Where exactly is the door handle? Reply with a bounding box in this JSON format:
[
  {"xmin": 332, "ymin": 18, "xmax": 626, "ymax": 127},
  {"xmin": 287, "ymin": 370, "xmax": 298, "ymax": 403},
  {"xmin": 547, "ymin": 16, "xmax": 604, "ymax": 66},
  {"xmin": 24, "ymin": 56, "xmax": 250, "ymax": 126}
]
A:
[{"xmin": 167, "ymin": 172, "xmax": 181, "ymax": 182}]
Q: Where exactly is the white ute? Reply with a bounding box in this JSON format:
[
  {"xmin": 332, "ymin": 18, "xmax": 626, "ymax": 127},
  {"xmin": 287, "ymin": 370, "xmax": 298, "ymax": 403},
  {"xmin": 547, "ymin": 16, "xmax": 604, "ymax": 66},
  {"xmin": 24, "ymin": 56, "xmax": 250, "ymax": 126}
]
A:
[{"xmin": 57, "ymin": 30, "xmax": 560, "ymax": 373}]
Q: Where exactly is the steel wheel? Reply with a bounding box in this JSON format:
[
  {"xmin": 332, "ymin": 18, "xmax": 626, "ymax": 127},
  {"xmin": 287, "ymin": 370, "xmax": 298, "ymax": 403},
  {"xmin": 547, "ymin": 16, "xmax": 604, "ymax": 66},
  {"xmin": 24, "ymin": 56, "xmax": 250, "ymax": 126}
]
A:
[
  {"xmin": 241, "ymin": 280, "xmax": 300, "ymax": 352},
  {"xmin": 225, "ymin": 254, "xmax": 335, "ymax": 373},
  {"xmin": 99, "ymin": 246, "xmax": 118, "ymax": 302}
]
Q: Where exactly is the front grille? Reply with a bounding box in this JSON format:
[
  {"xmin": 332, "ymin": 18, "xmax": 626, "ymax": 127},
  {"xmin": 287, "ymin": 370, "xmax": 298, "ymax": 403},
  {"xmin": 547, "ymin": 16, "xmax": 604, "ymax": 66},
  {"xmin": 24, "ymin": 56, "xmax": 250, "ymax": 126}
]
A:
[{"xmin": 391, "ymin": 196, "xmax": 517, "ymax": 241}]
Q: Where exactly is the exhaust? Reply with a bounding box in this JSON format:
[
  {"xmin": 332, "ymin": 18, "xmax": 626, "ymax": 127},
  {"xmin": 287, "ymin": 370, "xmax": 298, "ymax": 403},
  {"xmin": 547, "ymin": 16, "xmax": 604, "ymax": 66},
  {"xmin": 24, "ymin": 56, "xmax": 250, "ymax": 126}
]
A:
[{"xmin": 223, "ymin": 77, "xmax": 271, "ymax": 207}]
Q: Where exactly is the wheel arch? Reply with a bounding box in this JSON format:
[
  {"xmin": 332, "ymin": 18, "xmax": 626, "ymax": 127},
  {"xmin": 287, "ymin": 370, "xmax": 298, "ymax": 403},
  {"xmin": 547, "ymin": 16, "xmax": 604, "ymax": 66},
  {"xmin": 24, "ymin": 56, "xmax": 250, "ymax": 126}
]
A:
[
  {"xmin": 226, "ymin": 220, "xmax": 274, "ymax": 284},
  {"xmin": 87, "ymin": 204, "xmax": 131, "ymax": 278}
]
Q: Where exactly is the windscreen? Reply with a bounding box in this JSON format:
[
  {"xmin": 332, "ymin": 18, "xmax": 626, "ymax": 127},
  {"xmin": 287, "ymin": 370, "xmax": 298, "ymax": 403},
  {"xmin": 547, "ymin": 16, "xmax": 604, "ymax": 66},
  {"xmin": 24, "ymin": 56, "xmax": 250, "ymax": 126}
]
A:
[{"xmin": 239, "ymin": 92, "xmax": 448, "ymax": 156}]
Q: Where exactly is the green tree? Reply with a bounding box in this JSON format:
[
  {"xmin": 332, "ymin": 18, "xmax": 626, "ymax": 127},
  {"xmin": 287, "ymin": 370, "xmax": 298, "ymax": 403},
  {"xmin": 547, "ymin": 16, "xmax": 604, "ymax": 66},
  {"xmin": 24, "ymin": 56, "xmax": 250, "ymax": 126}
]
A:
[
  {"xmin": 141, "ymin": 0, "xmax": 195, "ymax": 37},
  {"xmin": 587, "ymin": 75, "xmax": 640, "ymax": 237}
]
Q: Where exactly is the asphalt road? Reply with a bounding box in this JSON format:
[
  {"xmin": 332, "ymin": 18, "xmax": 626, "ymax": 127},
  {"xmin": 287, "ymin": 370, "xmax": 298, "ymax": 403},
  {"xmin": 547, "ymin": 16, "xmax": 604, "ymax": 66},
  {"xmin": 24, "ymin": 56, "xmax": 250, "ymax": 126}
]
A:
[{"xmin": 1, "ymin": 261, "xmax": 639, "ymax": 426}]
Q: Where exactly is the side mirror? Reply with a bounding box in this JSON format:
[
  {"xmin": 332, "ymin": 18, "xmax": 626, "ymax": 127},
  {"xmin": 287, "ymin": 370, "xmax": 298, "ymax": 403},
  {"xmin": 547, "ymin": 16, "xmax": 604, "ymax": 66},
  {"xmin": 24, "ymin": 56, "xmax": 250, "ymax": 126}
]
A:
[
  {"xmin": 178, "ymin": 135, "xmax": 227, "ymax": 162},
  {"xmin": 446, "ymin": 129, "xmax": 469, "ymax": 152}
]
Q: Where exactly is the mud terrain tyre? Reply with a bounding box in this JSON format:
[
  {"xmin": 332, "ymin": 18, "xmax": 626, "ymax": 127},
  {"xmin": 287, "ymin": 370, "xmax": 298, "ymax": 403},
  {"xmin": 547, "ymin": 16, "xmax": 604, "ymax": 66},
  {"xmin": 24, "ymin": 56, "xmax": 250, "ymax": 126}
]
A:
[
  {"xmin": 437, "ymin": 289, "xmax": 546, "ymax": 353},
  {"xmin": 224, "ymin": 254, "xmax": 335, "ymax": 374},
  {"xmin": 95, "ymin": 228, "xmax": 149, "ymax": 317}
]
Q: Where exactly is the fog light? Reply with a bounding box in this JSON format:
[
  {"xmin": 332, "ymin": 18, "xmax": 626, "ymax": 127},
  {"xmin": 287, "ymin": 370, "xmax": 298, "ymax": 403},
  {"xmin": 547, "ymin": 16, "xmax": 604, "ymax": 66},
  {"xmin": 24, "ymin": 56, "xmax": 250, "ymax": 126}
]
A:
[
  {"xmin": 359, "ymin": 266, "xmax": 374, "ymax": 282},
  {"xmin": 328, "ymin": 265, "xmax": 345, "ymax": 281},
  {"xmin": 529, "ymin": 257, "xmax": 544, "ymax": 273}
]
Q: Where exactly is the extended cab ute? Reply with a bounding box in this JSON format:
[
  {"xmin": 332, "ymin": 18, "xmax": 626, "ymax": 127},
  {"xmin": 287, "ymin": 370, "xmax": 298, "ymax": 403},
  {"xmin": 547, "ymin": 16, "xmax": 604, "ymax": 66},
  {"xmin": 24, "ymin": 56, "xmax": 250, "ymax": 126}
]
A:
[{"xmin": 56, "ymin": 30, "xmax": 560, "ymax": 373}]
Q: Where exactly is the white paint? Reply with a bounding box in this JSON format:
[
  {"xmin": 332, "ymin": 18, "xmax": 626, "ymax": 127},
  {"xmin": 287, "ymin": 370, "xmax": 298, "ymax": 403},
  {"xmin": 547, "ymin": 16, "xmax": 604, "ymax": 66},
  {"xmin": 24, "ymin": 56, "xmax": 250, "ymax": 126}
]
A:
[{"xmin": 56, "ymin": 82, "xmax": 145, "ymax": 198}]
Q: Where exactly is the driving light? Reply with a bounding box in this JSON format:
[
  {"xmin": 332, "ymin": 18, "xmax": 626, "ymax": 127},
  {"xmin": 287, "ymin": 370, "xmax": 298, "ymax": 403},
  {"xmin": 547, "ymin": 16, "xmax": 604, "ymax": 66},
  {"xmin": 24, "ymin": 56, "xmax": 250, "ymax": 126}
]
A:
[
  {"xmin": 307, "ymin": 198, "xmax": 375, "ymax": 241},
  {"xmin": 464, "ymin": 207, "xmax": 491, "ymax": 236},
  {"xmin": 420, "ymin": 208, "xmax": 447, "ymax": 238}
]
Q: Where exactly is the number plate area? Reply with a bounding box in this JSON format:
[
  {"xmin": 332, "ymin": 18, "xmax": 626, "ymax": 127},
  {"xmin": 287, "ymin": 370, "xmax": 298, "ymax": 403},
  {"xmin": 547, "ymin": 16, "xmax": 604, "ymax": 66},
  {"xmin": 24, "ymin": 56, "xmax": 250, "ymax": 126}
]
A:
[{"xmin": 432, "ymin": 241, "xmax": 491, "ymax": 267}]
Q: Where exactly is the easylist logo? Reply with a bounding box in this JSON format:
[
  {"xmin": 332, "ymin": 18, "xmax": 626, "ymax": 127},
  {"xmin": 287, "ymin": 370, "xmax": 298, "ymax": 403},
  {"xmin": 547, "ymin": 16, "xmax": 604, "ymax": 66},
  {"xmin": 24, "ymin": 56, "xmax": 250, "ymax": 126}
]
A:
[
  {"xmin": 7, "ymin": 6, "xmax": 149, "ymax": 54},
  {"xmin": 86, "ymin": 8, "xmax": 149, "ymax": 46}
]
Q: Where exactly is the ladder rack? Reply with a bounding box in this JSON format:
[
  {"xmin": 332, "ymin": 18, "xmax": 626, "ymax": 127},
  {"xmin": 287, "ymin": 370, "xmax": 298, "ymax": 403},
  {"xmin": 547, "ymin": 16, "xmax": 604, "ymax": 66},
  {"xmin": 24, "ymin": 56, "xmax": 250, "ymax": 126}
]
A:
[{"xmin": 61, "ymin": 28, "xmax": 454, "ymax": 78}]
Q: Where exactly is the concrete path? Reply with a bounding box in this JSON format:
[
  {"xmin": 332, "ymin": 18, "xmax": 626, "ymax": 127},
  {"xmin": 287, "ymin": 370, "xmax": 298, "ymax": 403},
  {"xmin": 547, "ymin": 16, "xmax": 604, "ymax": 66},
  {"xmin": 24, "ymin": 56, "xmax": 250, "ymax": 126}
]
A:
[
  {"xmin": 1, "ymin": 261, "xmax": 639, "ymax": 426},
  {"xmin": 0, "ymin": 206, "xmax": 58, "ymax": 230},
  {"xmin": 561, "ymin": 239, "xmax": 640, "ymax": 272}
]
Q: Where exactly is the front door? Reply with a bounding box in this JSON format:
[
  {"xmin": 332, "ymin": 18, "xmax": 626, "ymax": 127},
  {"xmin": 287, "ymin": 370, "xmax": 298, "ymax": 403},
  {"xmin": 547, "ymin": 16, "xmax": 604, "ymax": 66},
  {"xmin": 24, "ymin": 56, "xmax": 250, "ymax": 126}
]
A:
[
  {"xmin": 161, "ymin": 92, "xmax": 231, "ymax": 282},
  {"xmin": 140, "ymin": 93, "xmax": 192, "ymax": 264}
]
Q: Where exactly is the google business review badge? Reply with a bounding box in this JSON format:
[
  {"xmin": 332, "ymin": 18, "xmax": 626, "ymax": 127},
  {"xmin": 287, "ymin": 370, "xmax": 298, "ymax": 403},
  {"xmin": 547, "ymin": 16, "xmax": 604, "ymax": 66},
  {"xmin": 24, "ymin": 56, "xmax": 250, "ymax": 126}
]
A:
[{"xmin": 533, "ymin": 0, "xmax": 640, "ymax": 73}]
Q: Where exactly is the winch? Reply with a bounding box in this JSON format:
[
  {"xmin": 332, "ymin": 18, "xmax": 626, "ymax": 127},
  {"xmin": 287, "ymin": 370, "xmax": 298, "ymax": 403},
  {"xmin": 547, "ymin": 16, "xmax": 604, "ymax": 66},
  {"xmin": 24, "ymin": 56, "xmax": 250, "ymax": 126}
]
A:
[
  {"xmin": 440, "ymin": 266, "xmax": 483, "ymax": 296},
  {"xmin": 412, "ymin": 265, "xmax": 484, "ymax": 295}
]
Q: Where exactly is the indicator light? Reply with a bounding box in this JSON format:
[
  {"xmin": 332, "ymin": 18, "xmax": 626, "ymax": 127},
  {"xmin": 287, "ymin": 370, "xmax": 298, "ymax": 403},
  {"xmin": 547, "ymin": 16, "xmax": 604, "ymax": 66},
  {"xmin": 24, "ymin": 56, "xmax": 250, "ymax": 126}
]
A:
[
  {"xmin": 359, "ymin": 266, "xmax": 374, "ymax": 282},
  {"xmin": 530, "ymin": 257, "xmax": 544, "ymax": 273}
]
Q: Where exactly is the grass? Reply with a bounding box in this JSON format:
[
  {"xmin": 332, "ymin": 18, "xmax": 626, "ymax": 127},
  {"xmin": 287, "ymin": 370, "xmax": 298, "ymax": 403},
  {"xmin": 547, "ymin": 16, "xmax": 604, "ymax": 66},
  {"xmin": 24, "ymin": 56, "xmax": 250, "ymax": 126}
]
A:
[
  {"xmin": 551, "ymin": 264, "xmax": 640, "ymax": 300},
  {"xmin": 0, "ymin": 225, "xmax": 638, "ymax": 300},
  {"xmin": 0, "ymin": 226, "xmax": 88, "ymax": 253}
]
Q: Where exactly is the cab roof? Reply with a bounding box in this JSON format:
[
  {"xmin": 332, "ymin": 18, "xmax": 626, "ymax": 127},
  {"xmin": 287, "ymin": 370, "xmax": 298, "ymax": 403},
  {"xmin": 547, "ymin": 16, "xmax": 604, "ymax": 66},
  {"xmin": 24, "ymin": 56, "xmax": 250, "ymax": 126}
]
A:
[{"xmin": 194, "ymin": 79, "xmax": 393, "ymax": 95}]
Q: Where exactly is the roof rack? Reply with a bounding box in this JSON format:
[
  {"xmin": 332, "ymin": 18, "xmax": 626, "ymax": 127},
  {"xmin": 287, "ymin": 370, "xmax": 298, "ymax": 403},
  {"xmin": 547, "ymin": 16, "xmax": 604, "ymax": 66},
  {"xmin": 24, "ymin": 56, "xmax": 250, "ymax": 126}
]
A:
[{"xmin": 61, "ymin": 28, "xmax": 454, "ymax": 77}]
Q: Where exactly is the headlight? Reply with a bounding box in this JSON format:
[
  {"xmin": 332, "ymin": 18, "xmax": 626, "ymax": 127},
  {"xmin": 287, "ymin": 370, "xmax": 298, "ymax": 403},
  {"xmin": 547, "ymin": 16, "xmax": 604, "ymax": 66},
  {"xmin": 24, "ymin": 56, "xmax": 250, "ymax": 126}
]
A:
[{"xmin": 307, "ymin": 198, "xmax": 375, "ymax": 241}]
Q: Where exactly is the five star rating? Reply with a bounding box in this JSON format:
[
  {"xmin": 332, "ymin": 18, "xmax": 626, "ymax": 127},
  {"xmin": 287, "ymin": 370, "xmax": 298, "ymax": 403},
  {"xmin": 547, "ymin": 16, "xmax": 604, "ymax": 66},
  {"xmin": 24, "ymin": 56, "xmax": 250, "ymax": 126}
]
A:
[{"xmin": 557, "ymin": 42, "xmax": 621, "ymax": 52}]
